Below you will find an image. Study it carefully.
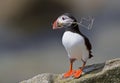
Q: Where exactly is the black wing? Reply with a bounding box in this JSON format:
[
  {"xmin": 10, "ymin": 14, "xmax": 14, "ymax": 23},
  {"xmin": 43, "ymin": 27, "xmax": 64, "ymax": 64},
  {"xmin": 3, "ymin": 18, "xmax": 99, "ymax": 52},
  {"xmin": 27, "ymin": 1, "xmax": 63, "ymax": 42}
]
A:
[{"xmin": 80, "ymin": 33, "xmax": 93, "ymax": 58}]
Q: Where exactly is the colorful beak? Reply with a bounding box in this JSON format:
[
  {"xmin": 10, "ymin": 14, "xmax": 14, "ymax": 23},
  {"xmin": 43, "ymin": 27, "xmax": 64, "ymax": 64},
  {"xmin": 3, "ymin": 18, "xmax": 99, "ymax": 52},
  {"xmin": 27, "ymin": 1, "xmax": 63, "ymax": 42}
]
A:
[
  {"xmin": 52, "ymin": 20, "xmax": 58, "ymax": 29},
  {"xmin": 53, "ymin": 20, "xmax": 63, "ymax": 29}
]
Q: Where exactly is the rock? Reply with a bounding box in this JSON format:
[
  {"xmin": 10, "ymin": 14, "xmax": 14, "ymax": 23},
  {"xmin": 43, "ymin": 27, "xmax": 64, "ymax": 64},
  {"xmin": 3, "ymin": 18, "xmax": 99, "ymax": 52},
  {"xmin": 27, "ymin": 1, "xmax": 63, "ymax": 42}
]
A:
[
  {"xmin": 20, "ymin": 73, "xmax": 56, "ymax": 83},
  {"xmin": 20, "ymin": 58, "xmax": 120, "ymax": 83}
]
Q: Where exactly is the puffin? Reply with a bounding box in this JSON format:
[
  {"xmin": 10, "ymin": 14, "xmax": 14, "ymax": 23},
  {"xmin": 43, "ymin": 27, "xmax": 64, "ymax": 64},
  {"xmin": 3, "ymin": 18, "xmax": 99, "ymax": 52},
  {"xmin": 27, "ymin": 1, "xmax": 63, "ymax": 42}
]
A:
[{"xmin": 52, "ymin": 13, "xmax": 93, "ymax": 78}]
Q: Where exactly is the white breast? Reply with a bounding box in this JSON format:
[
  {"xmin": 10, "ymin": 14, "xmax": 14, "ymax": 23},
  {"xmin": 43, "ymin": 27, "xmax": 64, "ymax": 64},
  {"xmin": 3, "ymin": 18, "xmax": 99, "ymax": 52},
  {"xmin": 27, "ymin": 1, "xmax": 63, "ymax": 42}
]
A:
[{"xmin": 62, "ymin": 31, "xmax": 89, "ymax": 61}]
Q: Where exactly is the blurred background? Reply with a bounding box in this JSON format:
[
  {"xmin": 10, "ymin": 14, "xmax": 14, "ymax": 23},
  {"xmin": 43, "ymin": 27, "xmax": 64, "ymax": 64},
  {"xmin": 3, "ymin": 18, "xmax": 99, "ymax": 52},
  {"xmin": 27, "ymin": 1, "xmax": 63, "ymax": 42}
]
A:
[{"xmin": 0, "ymin": 0, "xmax": 120, "ymax": 83}]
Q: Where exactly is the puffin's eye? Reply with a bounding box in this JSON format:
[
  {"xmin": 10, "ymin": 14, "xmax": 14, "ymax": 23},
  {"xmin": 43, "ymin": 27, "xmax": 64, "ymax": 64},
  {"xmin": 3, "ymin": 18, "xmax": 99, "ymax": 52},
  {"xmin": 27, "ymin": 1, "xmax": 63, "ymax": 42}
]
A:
[{"xmin": 62, "ymin": 17, "xmax": 65, "ymax": 20}]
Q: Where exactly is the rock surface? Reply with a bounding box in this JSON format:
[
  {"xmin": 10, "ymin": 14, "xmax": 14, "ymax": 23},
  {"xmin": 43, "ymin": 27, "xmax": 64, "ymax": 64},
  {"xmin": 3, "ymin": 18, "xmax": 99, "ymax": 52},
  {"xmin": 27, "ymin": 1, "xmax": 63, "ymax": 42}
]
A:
[{"xmin": 20, "ymin": 58, "xmax": 120, "ymax": 83}]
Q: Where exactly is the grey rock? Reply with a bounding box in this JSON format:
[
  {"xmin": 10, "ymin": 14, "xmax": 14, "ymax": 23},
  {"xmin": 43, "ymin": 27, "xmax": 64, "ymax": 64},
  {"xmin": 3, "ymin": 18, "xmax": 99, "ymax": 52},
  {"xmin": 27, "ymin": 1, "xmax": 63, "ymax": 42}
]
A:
[{"xmin": 20, "ymin": 58, "xmax": 120, "ymax": 83}]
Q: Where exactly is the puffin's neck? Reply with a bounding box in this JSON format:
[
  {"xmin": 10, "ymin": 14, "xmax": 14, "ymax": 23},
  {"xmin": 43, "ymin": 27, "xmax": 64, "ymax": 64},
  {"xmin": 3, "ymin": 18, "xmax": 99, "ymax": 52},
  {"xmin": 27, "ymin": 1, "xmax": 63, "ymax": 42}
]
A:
[{"xmin": 65, "ymin": 24, "xmax": 81, "ymax": 34}]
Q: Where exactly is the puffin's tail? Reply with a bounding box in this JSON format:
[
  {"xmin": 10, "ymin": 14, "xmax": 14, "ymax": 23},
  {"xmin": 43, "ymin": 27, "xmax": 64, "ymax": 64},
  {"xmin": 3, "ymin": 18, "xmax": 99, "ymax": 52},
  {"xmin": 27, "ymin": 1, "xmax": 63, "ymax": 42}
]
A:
[{"xmin": 89, "ymin": 51, "xmax": 93, "ymax": 59}]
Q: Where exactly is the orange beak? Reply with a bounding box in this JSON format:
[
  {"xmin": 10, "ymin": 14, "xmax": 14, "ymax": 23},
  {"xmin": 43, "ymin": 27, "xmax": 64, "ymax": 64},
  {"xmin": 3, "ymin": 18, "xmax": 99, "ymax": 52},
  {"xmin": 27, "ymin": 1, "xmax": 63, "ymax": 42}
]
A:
[{"xmin": 52, "ymin": 20, "xmax": 58, "ymax": 29}]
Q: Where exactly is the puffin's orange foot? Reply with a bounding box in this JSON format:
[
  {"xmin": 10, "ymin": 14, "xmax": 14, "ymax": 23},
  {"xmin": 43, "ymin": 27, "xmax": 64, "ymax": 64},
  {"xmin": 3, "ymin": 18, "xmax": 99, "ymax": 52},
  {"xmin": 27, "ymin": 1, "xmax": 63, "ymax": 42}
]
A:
[
  {"xmin": 64, "ymin": 70, "xmax": 74, "ymax": 78},
  {"xmin": 73, "ymin": 69, "xmax": 83, "ymax": 78}
]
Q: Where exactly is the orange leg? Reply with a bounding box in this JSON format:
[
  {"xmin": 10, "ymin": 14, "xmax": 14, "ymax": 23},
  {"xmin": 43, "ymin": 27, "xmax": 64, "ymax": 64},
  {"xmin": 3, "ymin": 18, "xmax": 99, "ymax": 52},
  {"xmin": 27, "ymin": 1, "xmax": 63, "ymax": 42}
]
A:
[
  {"xmin": 64, "ymin": 59, "xmax": 76, "ymax": 78},
  {"xmin": 73, "ymin": 61, "xmax": 86, "ymax": 78}
]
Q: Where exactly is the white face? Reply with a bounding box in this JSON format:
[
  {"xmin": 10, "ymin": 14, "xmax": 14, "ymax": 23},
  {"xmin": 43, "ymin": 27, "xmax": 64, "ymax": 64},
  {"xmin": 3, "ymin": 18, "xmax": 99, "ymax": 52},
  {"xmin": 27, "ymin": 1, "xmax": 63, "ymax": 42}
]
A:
[
  {"xmin": 52, "ymin": 14, "xmax": 75, "ymax": 29},
  {"xmin": 57, "ymin": 15, "xmax": 74, "ymax": 28}
]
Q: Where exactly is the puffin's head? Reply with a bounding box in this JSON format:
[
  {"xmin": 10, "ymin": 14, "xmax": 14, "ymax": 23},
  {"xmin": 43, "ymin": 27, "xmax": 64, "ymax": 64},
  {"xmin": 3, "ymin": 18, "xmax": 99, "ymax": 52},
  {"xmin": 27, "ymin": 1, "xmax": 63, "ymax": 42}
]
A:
[{"xmin": 52, "ymin": 13, "xmax": 77, "ymax": 29}]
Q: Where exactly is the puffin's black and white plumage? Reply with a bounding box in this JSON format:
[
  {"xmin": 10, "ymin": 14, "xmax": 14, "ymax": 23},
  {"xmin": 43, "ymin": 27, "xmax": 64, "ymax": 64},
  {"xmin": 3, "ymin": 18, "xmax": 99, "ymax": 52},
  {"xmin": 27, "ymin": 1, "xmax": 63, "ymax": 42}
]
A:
[{"xmin": 52, "ymin": 13, "xmax": 93, "ymax": 78}]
